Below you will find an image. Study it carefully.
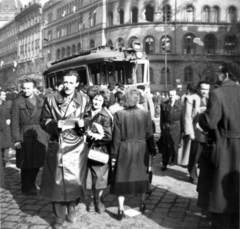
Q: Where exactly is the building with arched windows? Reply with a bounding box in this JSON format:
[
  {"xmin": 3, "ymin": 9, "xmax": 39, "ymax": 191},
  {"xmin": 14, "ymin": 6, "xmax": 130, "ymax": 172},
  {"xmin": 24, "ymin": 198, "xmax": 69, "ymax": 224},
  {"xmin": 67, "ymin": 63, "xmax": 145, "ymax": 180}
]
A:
[{"xmin": 41, "ymin": 0, "xmax": 240, "ymax": 92}]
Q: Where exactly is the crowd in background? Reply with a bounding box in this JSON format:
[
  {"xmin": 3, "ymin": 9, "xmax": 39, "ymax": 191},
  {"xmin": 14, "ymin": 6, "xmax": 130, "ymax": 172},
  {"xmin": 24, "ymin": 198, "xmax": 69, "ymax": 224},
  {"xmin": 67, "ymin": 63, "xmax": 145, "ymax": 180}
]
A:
[{"xmin": 0, "ymin": 62, "xmax": 239, "ymax": 229}]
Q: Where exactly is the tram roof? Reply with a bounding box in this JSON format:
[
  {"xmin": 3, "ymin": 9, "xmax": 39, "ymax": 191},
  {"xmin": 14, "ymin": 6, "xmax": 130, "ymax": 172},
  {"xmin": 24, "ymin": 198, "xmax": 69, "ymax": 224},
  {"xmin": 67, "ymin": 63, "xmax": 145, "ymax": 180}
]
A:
[{"xmin": 44, "ymin": 47, "xmax": 128, "ymax": 75}]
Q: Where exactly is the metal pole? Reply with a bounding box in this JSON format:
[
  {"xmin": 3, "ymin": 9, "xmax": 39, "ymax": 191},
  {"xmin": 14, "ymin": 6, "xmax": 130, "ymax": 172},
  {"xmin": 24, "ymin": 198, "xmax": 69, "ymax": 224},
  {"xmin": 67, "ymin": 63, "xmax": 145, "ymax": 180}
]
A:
[{"xmin": 164, "ymin": 2, "xmax": 167, "ymax": 91}]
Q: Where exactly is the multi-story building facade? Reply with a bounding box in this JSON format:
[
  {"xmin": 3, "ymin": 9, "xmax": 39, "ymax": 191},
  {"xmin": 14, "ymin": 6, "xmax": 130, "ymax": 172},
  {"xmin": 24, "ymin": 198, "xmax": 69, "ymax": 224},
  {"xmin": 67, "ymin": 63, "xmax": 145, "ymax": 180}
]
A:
[
  {"xmin": 0, "ymin": 0, "xmax": 22, "ymax": 28},
  {"xmin": 15, "ymin": 2, "xmax": 45, "ymax": 86},
  {"xmin": 43, "ymin": 0, "xmax": 240, "ymax": 92},
  {"xmin": 0, "ymin": 1, "xmax": 45, "ymax": 88},
  {"xmin": 0, "ymin": 19, "xmax": 19, "ymax": 87}
]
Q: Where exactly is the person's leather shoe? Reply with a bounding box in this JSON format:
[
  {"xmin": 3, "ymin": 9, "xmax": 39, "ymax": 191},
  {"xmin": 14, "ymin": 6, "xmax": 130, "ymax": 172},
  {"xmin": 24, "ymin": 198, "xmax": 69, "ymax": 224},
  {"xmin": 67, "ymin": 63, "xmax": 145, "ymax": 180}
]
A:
[
  {"xmin": 161, "ymin": 165, "xmax": 167, "ymax": 171},
  {"xmin": 189, "ymin": 177, "xmax": 198, "ymax": 185},
  {"xmin": 52, "ymin": 223, "xmax": 63, "ymax": 229},
  {"xmin": 22, "ymin": 189, "xmax": 38, "ymax": 196}
]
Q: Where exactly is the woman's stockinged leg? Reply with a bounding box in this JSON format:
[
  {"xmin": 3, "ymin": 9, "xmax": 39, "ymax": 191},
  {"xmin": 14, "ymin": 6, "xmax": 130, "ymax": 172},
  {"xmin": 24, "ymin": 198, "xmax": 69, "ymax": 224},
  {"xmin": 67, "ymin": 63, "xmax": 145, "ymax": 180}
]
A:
[{"xmin": 118, "ymin": 196, "xmax": 125, "ymax": 220}]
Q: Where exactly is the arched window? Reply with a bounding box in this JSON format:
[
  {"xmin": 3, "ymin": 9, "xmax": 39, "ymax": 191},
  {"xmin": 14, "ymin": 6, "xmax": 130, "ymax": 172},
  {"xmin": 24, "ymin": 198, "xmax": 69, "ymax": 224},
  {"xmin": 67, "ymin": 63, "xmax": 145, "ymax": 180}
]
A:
[
  {"xmin": 184, "ymin": 66, "xmax": 194, "ymax": 83},
  {"xmin": 72, "ymin": 44, "xmax": 76, "ymax": 54},
  {"xmin": 131, "ymin": 7, "xmax": 138, "ymax": 23},
  {"xmin": 204, "ymin": 34, "xmax": 217, "ymax": 54},
  {"xmin": 161, "ymin": 67, "xmax": 171, "ymax": 84},
  {"xmin": 160, "ymin": 36, "xmax": 171, "ymax": 53},
  {"xmin": 202, "ymin": 6, "xmax": 210, "ymax": 22},
  {"xmin": 128, "ymin": 36, "xmax": 139, "ymax": 48},
  {"xmin": 107, "ymin": 39, "xmax": 113, "ymax": 47},
  {"xmin": 212, "ymin": 6, "xmax": 220, "ymax": 23},
  {"xmin": 67, "ymin": 46, "xmax": 71, "ymax": 56},
  {"xmin": 90, "ymin": 39, "xmax": 95, "ymax": 48},
  {"xmin": 90, "ymin": 11, "xmax": 96, "ymax": 27},
  {"xmin": 150, "ymin": 68, "xmax": 154, "ymax": 83},
  {"xmin": 183, "ymin": 33, "xmax": 196, "ymax": 54},
  {"xmin": 62, "ymin": 47, "xmax": 65, "ymax": 58},
  {"xmin": 145, "ymin": 5, "xmax": 154, "ymax": 22},
  {"xmin": 118, "ymin": 9, "xmax": 124, "ymax": 24},
  {"xmin": 163, "ymin": 4, "xmax": 171, "ymax": 21},
  {"xmin": 185, "ymin": 5, "xmax": 194, "ymax": 22},
  {"xmin": 77, "ymin": 43, "xmax": 81, "ymax": 52},
  {"xmin": 108, "ymin": 12, "xmax": 113, "ymax": 26},
  {"xmin": 116, "ymin": 37, "xmax": 124, "ymax": 49},
  {"xmin": 56, "ymin": 49, "xmax": 61, "ymax": 60},
  {"xmin": 227, "ymin": 6, "xmax": 237, "ymax": 23},
  {"xmin": 144, "ymin": 36, "xmax": 154, "ymax": 54},
  {"xmin": 225, "ymin": 35, "xmax": 237, "ymax": 55}
]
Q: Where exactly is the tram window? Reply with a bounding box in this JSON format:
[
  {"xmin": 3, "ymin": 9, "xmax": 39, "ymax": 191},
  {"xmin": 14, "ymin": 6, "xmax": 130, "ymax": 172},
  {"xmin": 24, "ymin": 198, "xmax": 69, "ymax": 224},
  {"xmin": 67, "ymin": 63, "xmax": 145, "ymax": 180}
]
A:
[
  {"xmin": 135, "ymin": 63, "xmax": 145, "ymax": 84},
  {"xmin": 56, "ymin": 71, "xmax": 63, "ymax": 83},
  {"xmin": 47, "ymin": 73, "xmax": 55, "ymax": 88},
  {"xmin": 125, "ymin": 63, "xmax": 134, "ymax": 85},
  {"xmin": 76, "ymin": 67, "xmax": 88, "ymax": 85}
]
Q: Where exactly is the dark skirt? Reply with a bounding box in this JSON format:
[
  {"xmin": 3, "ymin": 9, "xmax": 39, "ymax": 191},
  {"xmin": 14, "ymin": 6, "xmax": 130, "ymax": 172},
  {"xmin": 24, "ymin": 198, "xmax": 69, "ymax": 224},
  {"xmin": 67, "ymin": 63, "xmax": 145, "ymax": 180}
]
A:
[
  {"xmin": 110, "ymin": 141, "xmax": 150, "ymax": 196},
  {"xmin": 86, "ymin": 159, "xmax": 109, "ymax": 190}
]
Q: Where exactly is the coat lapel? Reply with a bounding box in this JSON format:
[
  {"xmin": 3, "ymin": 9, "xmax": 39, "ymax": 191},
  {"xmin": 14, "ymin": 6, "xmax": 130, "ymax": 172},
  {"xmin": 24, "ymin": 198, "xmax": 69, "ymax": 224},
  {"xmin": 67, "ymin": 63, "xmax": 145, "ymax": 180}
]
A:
[
  {"xmin": 30, "ymin": 96, "xmax": 42, "ymax": 119},
  {"xmin": 64, "ymin": 91, "xmax": 82, "ymax": 119}
]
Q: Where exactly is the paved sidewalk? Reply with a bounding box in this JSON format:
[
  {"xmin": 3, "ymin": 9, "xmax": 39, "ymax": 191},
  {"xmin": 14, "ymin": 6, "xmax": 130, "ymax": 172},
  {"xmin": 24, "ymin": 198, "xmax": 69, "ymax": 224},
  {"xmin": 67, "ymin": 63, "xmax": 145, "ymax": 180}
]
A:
[{"xmin": 0, "ymin": 148, "xmax": 211, "ymax": 229}]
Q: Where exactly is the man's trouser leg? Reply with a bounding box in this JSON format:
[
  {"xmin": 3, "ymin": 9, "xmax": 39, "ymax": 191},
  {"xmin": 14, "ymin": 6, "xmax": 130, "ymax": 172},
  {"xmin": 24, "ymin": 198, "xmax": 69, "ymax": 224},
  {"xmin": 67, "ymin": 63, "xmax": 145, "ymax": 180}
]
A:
[
  {"xmin": 21, "ymin": 168, "xmax": 33, "ymax": 193},
  {"xmin": 21, "ymin": 168, "xmax": 40, "ymax": 192},
  {"xmin": 188, "ymin": 142, "xmax": 203, "ymax": 182},
  {"xmin": 30, "ymin": 168, "xmax": 40, "ymax": 189}
]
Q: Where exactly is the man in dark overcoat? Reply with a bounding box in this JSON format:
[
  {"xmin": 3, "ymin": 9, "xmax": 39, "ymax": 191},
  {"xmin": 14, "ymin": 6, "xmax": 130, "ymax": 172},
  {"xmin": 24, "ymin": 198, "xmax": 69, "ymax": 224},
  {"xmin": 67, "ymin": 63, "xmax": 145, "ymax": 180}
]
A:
[
  {"xmin": 11, "ymin": 78, "xmax": 48, "ymax": 196},
  {"xmin": 40, "ymin": 70, "xmax": 90, "ymax": 229},
  {"xmin": 0, "ymin": 90, "xmax": 12, "ymax": 167},
  {"xmin": 160, "ymin": 89, "xmax": 183, "ymax": 171},
  {"xmin": 198, "ymin": 63, "xmax": 240, "ymax": 229}
]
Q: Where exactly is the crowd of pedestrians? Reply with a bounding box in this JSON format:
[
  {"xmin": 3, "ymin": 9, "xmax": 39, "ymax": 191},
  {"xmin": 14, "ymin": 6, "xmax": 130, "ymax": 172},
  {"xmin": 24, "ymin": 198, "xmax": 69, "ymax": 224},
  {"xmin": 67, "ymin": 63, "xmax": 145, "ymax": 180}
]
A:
[{"xmin": 0, "ymin": 62, "xmax": 239, "ymax": 229}]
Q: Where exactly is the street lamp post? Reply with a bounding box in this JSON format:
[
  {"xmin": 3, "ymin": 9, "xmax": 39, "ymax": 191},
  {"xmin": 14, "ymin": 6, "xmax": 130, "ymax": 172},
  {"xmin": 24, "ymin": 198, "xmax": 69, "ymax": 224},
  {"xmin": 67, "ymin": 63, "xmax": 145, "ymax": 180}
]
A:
[
  {"xmin": 164, "ymin": 3, "xmax": 167, "ymax": 92},
  {"xmin": 155, "ymin": 0, "xmax": 168, "ymax": 92}
]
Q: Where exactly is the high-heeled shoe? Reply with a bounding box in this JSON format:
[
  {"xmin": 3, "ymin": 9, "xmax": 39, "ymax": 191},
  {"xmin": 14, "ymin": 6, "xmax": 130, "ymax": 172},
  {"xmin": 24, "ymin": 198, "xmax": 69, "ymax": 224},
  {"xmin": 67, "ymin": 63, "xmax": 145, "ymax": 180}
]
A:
[
  {"xmin": 118, "ymin": 209, "xmax": 125, "ymax": 221},
  {"xmin": 140, "ymin": 203, "xmax": 146, "ymax": 213}
]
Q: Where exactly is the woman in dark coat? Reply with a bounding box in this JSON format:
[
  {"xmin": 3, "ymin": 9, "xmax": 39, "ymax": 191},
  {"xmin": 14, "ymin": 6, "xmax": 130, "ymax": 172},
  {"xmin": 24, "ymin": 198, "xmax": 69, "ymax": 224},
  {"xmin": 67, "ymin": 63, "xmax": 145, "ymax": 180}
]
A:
[
  {"xmin": 111, "ymin": 87, "xmax": 156, "ymax": 220},
  {"xmin": 84, "ymin": 86, "xmax": 112, "ymax": 214}
]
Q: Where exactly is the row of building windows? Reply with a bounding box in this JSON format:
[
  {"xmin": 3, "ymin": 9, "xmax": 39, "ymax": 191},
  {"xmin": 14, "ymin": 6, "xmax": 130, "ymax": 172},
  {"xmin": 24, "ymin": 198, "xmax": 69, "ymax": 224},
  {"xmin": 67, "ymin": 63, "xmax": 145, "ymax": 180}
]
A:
[
  {"xmin": 149, "ymin": 66, "xmax": 215, "ymax": 85},
  {"xmin": 108, "ymin": 34, "xmax": 238, "ymax": 55},
  {"xmin": 56, "ymin": 0, "xmax": 98, "ymax": 20},
  {"xmin": 0, "ymin": 24, "xmax": 17, "ymax": 42},
  {"xmin": 0, "ymin": 53, "xmax": 17, "ymax": 65},
  {"xmin": 19, "ymin": 39, "xmax": 40, "ymax": 55},
  {"xmin": 18, "ymin": 14, "xmax": 41, "ymax": 33},
  {"xmin": 0, "ymin": 40, "xmax": 18, "ymax": 54},
  {"xmin": 107, "ymin": 4, "xmax": 238, "ymax": 26},
  {"xmin": 55, "ymin": 40, "xmax": 96, "ymax": 59}
]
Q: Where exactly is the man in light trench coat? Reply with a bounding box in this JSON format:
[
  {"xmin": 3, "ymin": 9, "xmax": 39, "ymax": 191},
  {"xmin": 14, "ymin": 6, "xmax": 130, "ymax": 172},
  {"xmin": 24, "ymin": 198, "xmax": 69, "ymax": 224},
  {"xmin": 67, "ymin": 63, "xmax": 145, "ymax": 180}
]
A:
[{"xmin": 40, "ymin": 70, "xmax": 90, "ymax": 229}]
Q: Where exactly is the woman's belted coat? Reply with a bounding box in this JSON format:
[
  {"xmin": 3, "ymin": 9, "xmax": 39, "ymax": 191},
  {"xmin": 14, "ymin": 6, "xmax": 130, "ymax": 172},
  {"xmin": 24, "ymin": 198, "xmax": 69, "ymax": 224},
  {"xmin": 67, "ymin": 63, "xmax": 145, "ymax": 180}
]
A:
[{"xmin": 40, "ymin": 91, "xmax": 91, "ymax": 202}]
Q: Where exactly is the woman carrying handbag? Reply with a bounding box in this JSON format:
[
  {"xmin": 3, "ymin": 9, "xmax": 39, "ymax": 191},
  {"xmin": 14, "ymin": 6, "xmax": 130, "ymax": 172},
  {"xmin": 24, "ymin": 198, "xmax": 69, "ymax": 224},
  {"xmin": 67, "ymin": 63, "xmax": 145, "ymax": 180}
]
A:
[{"xmin": 84, "ymin": 86, "xmax": 113, "ymax": 214}]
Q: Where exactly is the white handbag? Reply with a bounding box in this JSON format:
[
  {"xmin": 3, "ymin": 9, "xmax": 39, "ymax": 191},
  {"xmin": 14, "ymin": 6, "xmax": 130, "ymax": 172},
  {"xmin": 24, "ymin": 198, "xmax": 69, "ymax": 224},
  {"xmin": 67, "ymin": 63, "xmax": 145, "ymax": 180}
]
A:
[{"xmin": 88, "ymin": 144, "xmax": 109, "ymax": 164}]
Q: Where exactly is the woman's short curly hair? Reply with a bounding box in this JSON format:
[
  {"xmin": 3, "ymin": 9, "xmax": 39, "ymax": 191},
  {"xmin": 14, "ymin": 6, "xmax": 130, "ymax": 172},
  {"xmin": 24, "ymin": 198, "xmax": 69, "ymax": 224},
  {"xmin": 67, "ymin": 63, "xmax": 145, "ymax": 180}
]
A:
[
  {"xmin": 123, "ymin": 87, "xmax": 139, "ymax": 109},
  {"xmin": 87, "ymin": 86, "xmax": 110, "ymax": 107}
]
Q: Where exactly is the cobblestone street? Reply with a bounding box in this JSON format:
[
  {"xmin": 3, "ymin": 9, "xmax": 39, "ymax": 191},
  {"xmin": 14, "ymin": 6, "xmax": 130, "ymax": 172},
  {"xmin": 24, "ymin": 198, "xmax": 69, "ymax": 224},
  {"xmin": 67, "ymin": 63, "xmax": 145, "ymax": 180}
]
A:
[{"xmin": 0, "ymin": 144, "xmax": 212, "ymax": 229}]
